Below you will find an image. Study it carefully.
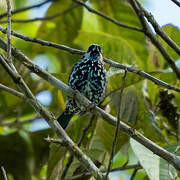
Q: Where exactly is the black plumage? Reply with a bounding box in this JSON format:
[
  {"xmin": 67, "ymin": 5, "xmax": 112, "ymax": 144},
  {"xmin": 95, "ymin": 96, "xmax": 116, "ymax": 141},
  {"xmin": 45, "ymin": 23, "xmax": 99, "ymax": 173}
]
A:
[{"xmin": 57, "ymin": 44, "xmax": 106, "ymax": 129}]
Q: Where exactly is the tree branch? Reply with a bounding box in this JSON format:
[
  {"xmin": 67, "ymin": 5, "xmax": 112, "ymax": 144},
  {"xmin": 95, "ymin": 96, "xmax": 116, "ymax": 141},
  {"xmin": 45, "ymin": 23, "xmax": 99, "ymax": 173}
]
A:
[
  {"xmin": 0, "ymin": 53, "xmax": 105, "ymax": 180},
  {"xmin": 0, "ymin": 41, "xmax": 180, "ymax": 170},
  {"xmin": 65, "ymin": 163, "xmax": 142, "ymax": 180},
  {"xmin": 106, "ymin": 70, "xmax": 127, "ymax": 178},
  {"xmin": 0, "ymin": 0, "xmax": 53, "ymax": 19},
  {"xmin": 129, "ymin": 0, "xmax": 180, "ymax": 80},
  {"xmin": 0, "ymin": 4, "xmax": 78, "ymax": 23},
  {"xmin": 0, "ymin": 116, "xmax": 39, "ymax": 128},
  {"xmin": 0, "ymin": 83, "xmax": 25, "ymax": 99},
  {"xmin": 1, "ymin": 167, "xmax": 8, "ymax": 180},
  {"xmin": 136, "ymin": 1, "xmax": 180, "ymax": 56},
  {"xmin": 72, "ymin": 0, "xmax": 143, "ymax": 32},
  {"xmin": 170, "ymin": 0, "xmax": 180, "ymax": 7},
  {"xmin": 5, "ymin": 0, "xmax": 11, "ymax": 61},
  {"xmin": 0, "ymin": 30, "xmax": 179, "ymax": 92}
]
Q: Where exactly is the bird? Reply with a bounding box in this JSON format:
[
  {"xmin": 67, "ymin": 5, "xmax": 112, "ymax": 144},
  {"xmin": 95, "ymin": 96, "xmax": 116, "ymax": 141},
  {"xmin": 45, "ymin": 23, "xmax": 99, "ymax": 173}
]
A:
[{"xmin": 57, "ymin": 44, "xmax": 106, "ymax": 129}]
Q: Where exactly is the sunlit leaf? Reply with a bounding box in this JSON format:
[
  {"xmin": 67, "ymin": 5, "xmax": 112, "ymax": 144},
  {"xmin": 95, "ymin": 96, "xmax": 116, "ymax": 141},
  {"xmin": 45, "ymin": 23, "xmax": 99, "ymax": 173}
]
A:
[{"xmin": 130, "ymin": 138, "xmax": 160, "ymax": 180}]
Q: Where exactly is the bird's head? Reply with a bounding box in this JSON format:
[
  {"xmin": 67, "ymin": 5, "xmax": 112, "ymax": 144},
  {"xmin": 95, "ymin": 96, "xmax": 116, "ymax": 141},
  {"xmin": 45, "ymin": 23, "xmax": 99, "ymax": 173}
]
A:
[{"xmin": 85, "ymin": 44, "xmax": 103, "ymax": 61}]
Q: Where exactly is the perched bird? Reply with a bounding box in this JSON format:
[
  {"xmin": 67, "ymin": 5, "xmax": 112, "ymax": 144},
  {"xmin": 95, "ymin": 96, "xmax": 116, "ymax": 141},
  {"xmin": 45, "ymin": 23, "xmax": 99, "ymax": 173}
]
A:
[{"xmin": 57, "ymin": 44, "xmax": 106, "ymax": 129}]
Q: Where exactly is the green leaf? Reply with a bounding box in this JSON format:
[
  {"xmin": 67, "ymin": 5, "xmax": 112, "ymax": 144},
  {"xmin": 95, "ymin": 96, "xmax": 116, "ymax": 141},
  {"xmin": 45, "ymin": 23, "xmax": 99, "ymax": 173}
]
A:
[
  {"xmin": 107, "ymin": 67, "xmax": 144, "ymax": 91},
  {"xmin": 159, "ymin": 142, "xmax": 180, "ymax": 180},
  {"xmin": 47, "ymin": 144, "xmax": 67, "ymax": 180},
  {"xmin": 160, "ymin": 25, "xmax": 180, "ymax": 61},
  {"xmin": 110, "ymin": 87, "xmax": 138, "ymax": 125},
  {"xmin": 34, "ymin": 0, "xmax": 83, "ymax": 54},
  {"xmin": 147, "ymin": 25, "xmax": 180, "ymax": 72},
  {"xmin": 30, "ymin": 128, "xmax": 54, "ymax": 176},
  {"xmin": 90, "ymin": 0, "xmax": 148, "ymax": 69},
  {"xmin": 75, "ymin": 31, "xmax": 137, "ymax": 64},
  {"xmin": 0, "ymin": 132, "xmax": 31, "ymax": 180},
  {"xmin": 96, "ymin": 118, "xmax": 129, "ymax": 153},
  {"xmin": 130, "ymin": 138, "xmax": 160, "ymax": 180}
]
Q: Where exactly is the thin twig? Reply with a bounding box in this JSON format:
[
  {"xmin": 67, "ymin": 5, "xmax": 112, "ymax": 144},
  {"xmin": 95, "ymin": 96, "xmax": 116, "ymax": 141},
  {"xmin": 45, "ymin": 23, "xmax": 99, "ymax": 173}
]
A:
[
  {"xmin": 0, "ymin": 116, "xmax": 40, "ymax": 128},
  {"xmin": 0, "ymin": 33, "xmax": 179, "ymax": 93},
  {"xmin": 129, "ymin": 0, "xmax": 180, "ymax": 80},
  {"xmin": 61, "ymin": 115, "xmax": 95, "ymax": 179},
  {"xmin": 170, "ymin": 0, "xmax": 180, "ymax": 7},
  {"xmin": 0, "ymin": 0, "xmax": 53, "ymax": 19},
  {"xmin": 5, "ymin": 0, "xmax": 17, "ymax": 73},
  {"xmin": 0, "ymin": 4, "xmax": 78, "ymax": 23},
  {"xmin": 1, "ymin": 166, "xmax": 8, "ymax": 180},
  {"xmin": 65, "ymin": 163, "xmax": 142, "ymax": 180},
  {"xmin": 0, "ymin": 53, "xmax": 105, "ymax": 180},
  {"xmin": 44, "ymin": 136, "xmax": 68, "ymax": 146},
  {"xmin": 0, "ymin": 27, "xmax": 83, "ymax": 54},
  {"xmin": 130, "ymin": 168, "xmax": 138, "ymax": 180},
  {"xmin": 5, "ymin": 0, "xmax": 11, "ymax": 62},
  {"xmin": 72, "ymin": 0, "xmax": 143, "ymax": 32},
  {"xmin": 106, "ymin": 70, "xmax": 127, "ymax": 179},
  {"xmin": 137, "ymin": 1, "xmax": 180, "ymax": 56},
  {"xmin": 0, "ymin": 83, "xmax": 25, "ymax": 99}
]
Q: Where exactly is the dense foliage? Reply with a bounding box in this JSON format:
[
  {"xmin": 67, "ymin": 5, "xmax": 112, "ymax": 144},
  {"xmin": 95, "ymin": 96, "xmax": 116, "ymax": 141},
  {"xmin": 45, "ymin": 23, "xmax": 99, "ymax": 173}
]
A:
[{"xmin": 0, "ymin": 0, "xmax": 179, "ymax": 179}]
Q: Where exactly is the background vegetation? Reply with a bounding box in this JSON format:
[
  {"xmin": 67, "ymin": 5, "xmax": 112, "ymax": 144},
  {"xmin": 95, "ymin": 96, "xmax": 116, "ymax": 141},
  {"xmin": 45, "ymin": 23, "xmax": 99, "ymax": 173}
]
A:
[{"xmin": 0, "ymin": 0, "xmax": 180, "ymax": 179}]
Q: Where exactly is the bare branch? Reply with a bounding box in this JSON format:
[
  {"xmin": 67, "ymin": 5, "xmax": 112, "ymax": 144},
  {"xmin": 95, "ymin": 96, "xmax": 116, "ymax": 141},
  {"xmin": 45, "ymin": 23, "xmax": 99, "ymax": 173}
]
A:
[
  {"xmin": 137, "ymin": 1, "xmax": 180, "ymax": 56},
  {"xmin": 44, "ymin": 136, "xmax": 68, "ymax": 146},
  {"xmin": 170, "ymin": 0, "xmax": 180, "ymax": 7},
  {"xmin": 72, "ymin": 0, "xmax": 143, "ymax": 32},
  {"xmin": 0, "ymin": 116, "xmax": 39, "ymax": 128},
  {"xmin": 129, "ymin": 0, "xmax": 180, "ymax": 80},
  {"xmin": 0, "ymin": 54, "xmax": 105, "ymax": 179},
  {"xmin": 1, "ymin": 166, "xmax": 8, "ymax": 180},
  {"xmin": 0, "ymin": 0, "xmax": 53, "ymax": 19},
  {"xmin": 0, "ymin": 83, "xmax": 25, "ymax": 99},
  {"xmin": 103, "ymin": 58, "xmax": 180, "ymax": 92},
  {"xmin": 65, "ymin": 163, "xmax": 142, "ymax": 180},
  {"xmin": 106, "ymin": 70, "xmax": 127, "ymax": 178},
  {"xmin": 130, "ymin": 168, "xmax": 138, "ymax": 180},
  {"xmin": 0, "ymin": 4, "xmax": 78, "ymax": 23},
  {"xmin": 0, "ymin": 31, "xmax": 179, "ymax": 92},
  {"xmin": 5, "ymin": 0, "xmax": 11, "ymax": 62}
]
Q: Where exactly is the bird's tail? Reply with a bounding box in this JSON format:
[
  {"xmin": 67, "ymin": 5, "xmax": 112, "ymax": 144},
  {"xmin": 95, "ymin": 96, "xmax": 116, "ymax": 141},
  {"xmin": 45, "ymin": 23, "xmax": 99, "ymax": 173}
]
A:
[{"xmin": 57, "ymin": 109, "xmax": 74, "ymax": 129}]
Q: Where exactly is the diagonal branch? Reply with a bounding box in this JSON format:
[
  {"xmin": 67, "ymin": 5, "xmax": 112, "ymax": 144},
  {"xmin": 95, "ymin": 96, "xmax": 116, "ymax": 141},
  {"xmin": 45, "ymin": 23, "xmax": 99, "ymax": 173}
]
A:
[
  {"xmin": 72, "ymin": 0, "xmax": 143, "ymax": 32},
  {"xmin": 0, "ymin": 30, "xmax": 179, "ymax": 92},
  {"xmin": 129, "ymin": 0, "xmax": 180, "ymax": 80},
  {"xmin": 0, "ymin": 41, "xmax": 180, "ymax": 170},
  {"xmin": 0, "ymin": 83, "xmax": 25, "ymax": 99},
  {"xmin": 170, "ymin": 0, "xmax": 180, "ymax": 7},
  {"xmin": 0, "ymin": 53, "xmax": 105, "ymax": 180},
  {"xmin": 0, "ymin": 0, "xmax": 53, "ymax": 19},
  {"xmin": 136, "ymin": 1, "xmax": 180, "ymax": 56},
  {"xmin": 0, "ymin": 4, "xmax": 78, "ymax": 23}
]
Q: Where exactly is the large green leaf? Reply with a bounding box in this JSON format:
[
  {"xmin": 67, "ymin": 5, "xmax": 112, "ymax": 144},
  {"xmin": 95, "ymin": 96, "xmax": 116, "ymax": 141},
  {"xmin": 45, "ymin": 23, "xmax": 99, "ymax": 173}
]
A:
[
  {"xmin": 90, "ymin": 0, "xmax": 148, "ymax": 69},
  {"xmin": 160, "ymin": 142, "xmax": 180, "ymax": 180},
  {"xmin": 47, "ymin": 144, "xmax": 67, "ymax": 180},
  {"xmin": 75, "ymin": 31, "xmax": 137, "ymax": 64},
  {"xmin": 0, "ymin": 132, "xmax": 31, "ymax": 180},
  {"xmin": 147, "ymin": 25, "xmax": 180, "ymax": 72},
  {"xmin": 96, "ymin": 117, "xmax": 129, "ymax": 153},
  {"xmin": 130, "ymin": 138, "xmax": 160, "ymax": 180},
  {"xmin": 159, "ymin": 25, "xmax": 180, "ymax": 61},
  {"xmin": 34, "ymin": 0, "xmax": 83, "ymax": 54}
]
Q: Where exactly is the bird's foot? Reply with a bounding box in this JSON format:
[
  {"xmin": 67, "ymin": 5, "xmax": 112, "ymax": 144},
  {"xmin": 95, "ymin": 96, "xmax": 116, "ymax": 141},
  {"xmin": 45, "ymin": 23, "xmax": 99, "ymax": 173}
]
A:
[{"xmin": 86, "ymin": 102, "xmax": 96, "ymax": 112}]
